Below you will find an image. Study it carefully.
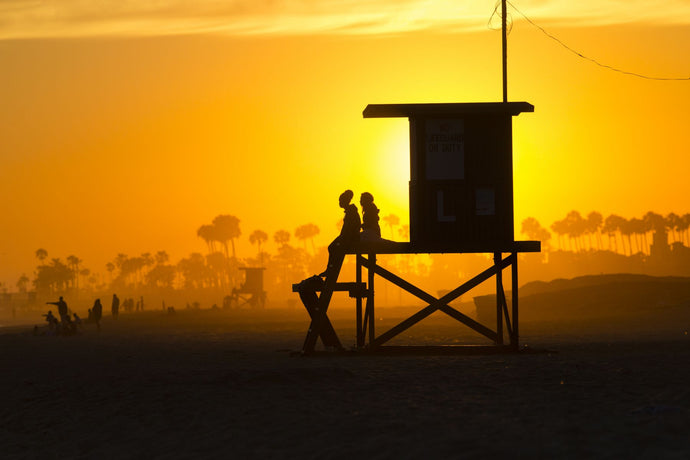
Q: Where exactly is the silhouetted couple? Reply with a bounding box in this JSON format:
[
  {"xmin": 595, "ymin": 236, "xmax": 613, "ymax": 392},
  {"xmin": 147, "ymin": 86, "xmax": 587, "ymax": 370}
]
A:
[{"xmin": 318, "ymin": 189, "xmax": 381, "ymax": 279}]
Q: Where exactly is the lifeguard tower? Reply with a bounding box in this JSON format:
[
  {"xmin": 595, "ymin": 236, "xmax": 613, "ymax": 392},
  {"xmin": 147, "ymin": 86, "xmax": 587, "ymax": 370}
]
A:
[
  {"xmin": 294, "ymin": 102, "xmax": 540, "ymax": 353},
  {"xmin": 229, "ymin": 267, "xmax": 267, "ymax": 309}
]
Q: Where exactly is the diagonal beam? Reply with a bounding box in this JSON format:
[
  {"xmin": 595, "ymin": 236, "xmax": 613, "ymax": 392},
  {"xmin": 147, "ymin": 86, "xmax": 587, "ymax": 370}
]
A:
[{"xmin": 438, "ymin": 305, "xmax": 498, "ymax": 342}]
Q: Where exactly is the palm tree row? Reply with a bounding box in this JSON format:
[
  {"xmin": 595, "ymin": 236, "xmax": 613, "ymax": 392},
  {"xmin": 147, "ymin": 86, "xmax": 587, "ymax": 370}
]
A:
[{"xmin": 524, "ymin": 211, "xmax": 690, "ymax": 256}]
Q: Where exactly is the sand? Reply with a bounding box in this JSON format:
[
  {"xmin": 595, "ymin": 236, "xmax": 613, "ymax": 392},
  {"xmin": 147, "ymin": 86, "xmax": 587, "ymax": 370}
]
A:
[{"xmin": 1, "ymin": 307, "xmax": 689, "ymax": 459}]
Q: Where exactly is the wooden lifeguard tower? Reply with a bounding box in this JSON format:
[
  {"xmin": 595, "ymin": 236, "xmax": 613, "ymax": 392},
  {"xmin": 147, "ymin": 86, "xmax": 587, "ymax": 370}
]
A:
[
  {"xmin": 294, "ymin": 102, "xmax": 540, "ymax": 354},
  {"xmin": 229, "ymin": 267, "xmax": 267, "ymax": 309}
]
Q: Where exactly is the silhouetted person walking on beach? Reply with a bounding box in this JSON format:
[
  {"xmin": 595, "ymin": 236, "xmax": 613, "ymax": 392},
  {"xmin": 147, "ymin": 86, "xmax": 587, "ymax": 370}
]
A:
[
  {"xmin": 111, "ymin": 294, "xmax": 120, "ymax": 319},
  {"xmin": 93, "ymin": 298, "xmax": 103, "ymax": 331},
  {"xmin": 360, "ymin": 192, "xmax": 381, "ymax": 241}
]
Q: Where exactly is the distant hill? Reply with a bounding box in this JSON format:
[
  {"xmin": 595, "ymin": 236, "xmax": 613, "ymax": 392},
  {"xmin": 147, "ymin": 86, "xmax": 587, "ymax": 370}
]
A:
[{"xmin": 474, "ymin": 274, "xmax": 690, "ymax": 324}]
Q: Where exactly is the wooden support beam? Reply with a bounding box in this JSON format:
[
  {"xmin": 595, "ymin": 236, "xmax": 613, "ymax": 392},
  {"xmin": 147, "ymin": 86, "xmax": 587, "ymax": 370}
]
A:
[
  {"xmin": 368, "ymin": 253, "xmax": 376, "ymax": 346},
  {"xmin": 356, "ymin": 255, "xmax": 363, "ymax": 348},
  {"xmin": 498, "ymin": 284, "xmax": 513, "ymax": 338},
  {"xmin": 495, "ymin": 253, "xmax": 503, "ymax": 345},
  {"xmin": 302, "ymin": 255, "xmax": 344, "ymax": 353},
  {"xmin": 511, "ymin": 252, "xmax": 519, "ymax": 349}
]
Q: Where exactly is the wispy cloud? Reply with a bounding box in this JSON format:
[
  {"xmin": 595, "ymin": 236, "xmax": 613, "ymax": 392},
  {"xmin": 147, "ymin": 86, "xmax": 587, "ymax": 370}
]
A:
[{"xmin": 1, "ymin": 0, "xmax": 689, "ymax": 40}]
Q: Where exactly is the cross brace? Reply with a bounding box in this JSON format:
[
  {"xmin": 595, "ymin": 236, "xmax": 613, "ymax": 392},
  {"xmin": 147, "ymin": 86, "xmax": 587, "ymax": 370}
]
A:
[{"xmin": 357, "ymin": 254, "xmax": 516, "ymax": 347}]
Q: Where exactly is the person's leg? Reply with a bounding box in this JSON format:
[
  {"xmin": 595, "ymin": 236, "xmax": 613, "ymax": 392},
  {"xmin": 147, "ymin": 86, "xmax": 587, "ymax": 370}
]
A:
[{"xmin": 320, "ymin": 237, "xmax": 345, "ymax": 278}]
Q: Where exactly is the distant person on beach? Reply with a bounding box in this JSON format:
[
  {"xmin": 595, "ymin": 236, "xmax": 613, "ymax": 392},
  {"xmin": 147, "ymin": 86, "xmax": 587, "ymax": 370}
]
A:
[
  {"xmin": 318, "ymin": 189, "xmax": 361, "ymax": 278},
  {"xmin": 47, "ymin": 296, "xmax": 69, "ymax": 323},
  {"xmin": 360, "ymin": 192, "xmax": 381, "ymax": 242},
  {"xmin": 72, "ymin": 313, "xmax": 83, "ymax": 332},
  {"xmin": 43, "ymin": 310, "xmax": 58, "ymax": 333},
  {"xmin": 111, "ymin": 294, "xmax": 120, "ymax": 319},
  {"xmin": 92, "ymin": 298, "xmax": 103, "ymax": 331}
]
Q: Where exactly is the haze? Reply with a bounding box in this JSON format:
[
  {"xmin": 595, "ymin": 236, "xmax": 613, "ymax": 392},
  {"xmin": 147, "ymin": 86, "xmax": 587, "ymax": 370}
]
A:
[{"xmin": 1, "ymin": 0, "xmax": 689, "ymax": 288}]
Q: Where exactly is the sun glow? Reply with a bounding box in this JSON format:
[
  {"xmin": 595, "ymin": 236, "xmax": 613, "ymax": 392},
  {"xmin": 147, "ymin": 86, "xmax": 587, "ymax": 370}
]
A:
[{"xmin": 367, "ymin": 120, "xmax": 411, "ymax": 232}]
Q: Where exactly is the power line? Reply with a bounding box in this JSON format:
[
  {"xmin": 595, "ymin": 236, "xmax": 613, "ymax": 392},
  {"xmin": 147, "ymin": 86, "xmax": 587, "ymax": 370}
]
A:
[{"xmin": 493, "ymin": 1, "xmax": 690, "ymax": 81}]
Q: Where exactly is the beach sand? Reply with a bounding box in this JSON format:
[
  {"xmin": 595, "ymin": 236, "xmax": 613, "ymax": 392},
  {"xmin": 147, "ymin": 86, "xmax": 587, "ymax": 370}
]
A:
[{"xmin": 1, "ymin": 307, "xmax": 689, "ymax": 459}]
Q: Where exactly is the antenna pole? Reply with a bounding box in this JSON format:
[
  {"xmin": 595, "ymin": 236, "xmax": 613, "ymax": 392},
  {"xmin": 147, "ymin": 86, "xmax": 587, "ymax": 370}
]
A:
[{"xmin": 502, "ymin": 0, "xmax": 508, "ymax": 102}]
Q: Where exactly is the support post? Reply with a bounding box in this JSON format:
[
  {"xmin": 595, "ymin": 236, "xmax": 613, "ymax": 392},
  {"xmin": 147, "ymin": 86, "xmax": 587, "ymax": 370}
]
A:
[
  {"xmin": 495, "ymin": 252, "xmax": 504, "ymax": 345},
  {"xmin": 511, "ymin": 252, "xmax": 519, "ymax": 349},
  {"xmin": 356, "ymin": 253, "xmax": 363, "ymax": 348},
  {"xmin": 368, "ymin": 253, "xmax": 376, "ymax": 347},
  {"xmin": 502, "ymin": 0, "xmax": 508, "ymax": 103}
]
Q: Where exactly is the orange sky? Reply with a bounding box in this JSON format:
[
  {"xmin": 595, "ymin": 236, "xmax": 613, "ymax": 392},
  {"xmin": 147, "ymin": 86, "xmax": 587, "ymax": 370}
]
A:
[{"xmin": 1, "ymin": 1, "xmax": 689, "ymax": 287}]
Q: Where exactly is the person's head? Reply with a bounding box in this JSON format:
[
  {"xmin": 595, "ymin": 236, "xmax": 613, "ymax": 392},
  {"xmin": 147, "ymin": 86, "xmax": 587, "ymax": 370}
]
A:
[
  {"xmin": 360, "ymin": 192, "xmax": 374, "ymax": 206},
  {"xmin": 59, "ymin": 296, "xmax": 63, "ymax": 301},
  {"xmin": 339, "ymin": 189, "xmax": 354, "ymax": 208}
]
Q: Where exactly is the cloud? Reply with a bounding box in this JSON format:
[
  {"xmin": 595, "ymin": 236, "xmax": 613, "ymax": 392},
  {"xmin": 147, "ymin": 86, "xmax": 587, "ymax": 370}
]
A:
[{"xmin": 1, "ymin": 0, "xmax": 689, "ymax": 40}]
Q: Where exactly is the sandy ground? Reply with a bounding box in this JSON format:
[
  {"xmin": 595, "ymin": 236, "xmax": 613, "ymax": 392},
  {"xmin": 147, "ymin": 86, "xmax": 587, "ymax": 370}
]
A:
[{"xmin": 1, "ymin": 307, "xmax": 689, "ymax": 459}]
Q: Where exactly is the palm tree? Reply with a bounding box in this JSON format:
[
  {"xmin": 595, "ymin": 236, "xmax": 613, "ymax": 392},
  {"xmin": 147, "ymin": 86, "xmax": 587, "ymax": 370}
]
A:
[
  {"xmin": 35, "ymin": 248, "xmax": 48, "ymax": 264},
  {"xmin": 155, "ymin": 251, "xmax": 169, "ymax": 266},
  {"xmin": 618, "ymin": 218, "xmax": 634, "ymax": 256},
  {"xmin": 628, "ymin": 217, "xmax": 645, "ymax": 254},
  {"xmin": 550, "ymin": 219, "xmax": 568, "ymax": 250},
  {"xmin": 16, "ymin": 274, "xmax": 30, "ymax": 293},
  {"xmin": 177, "ymin": 253, "xmax": 208, "ymax": 289},
  {"xmin": 274, "ymin": 229, "xmax": 290, "ymax": 248},
  {"xmin": 146, "ymin": 264, "xmax": 176, "ymax": 289},
  {"xmin": 249, "ymin": 230, "xmax": 269, "ymax": 262},
  {"xmin": 564, "ymin": 211, "xmax": 586, "ymax": 252},
  {"xmin": 141, "ymin": 252, "xmax": 154, "ymax": 270},
  {"xmin": 586, "ymin": 212, "xmax": 603, "ymax": 250},
  {"xmin": 521, "ymin": 217, "xmax": 552, "ymax": 249},
  {"xmin": 212, "ymin": 215, "xmax": 241, "ymax": 259},
  {"xmin": 105, "ymin": 262, "xmax": 115, "ymax": 283},
  {"xmin": 79, "ymin": 269, "xmax": 91, "ymax": 291},
  {"xmin": 382, "ymin": 214, "xmax": 400, "ymax": 239},
  {"xmin": 206, "ymin": 252, "xmax": 227, "ymax": 289},
  {"xmin": 66, "ymin": 255, "xmax": 82, "ymax": 290},
  {"xmin": 294, "ymin": 223, "xmax": 320, "ymax": 254},
  {"xmin": 680, "ymin": 213, "xmax": 690, "ymax": 246},
  {"xmin": 666, "ymin": 212, "xmax": 681, "ymax": 243},
  {"xmin": 644, "ymin": 211, "xmax": 666, "ymax": 253},
  {"xmin": 197, "ymin": 224, "xmax": 218, "ymax": 253},
  {"xmin": 114, "ymin": 253, "xmax": 128, "ymax": 272},
  {"xmin": 603, "ymin": 214, "xmax": 626, "ymax": 254}
]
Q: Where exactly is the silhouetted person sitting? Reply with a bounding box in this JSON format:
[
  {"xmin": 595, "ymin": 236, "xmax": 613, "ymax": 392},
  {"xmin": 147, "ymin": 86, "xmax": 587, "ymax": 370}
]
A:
[
  {"xmin": 360, "ymin": 192, "xmax": 381, "ymax": 241},
  {"xmin": 59, "ymin": 314, "xmax": 75, "ymax": 335},
  {"xmin": 47, "ymin": 296, "xmax": 69, "ymax": 324},
  {"xmin": 69, "ymin": 313, "xmax": 82, "ymax": 334},
  {"xmin": 43, "ymin": 310, "xmax": 58, "ymax": 332},
  {"xmin": 318, "ymin": 189, "xmax": 361, "ymax": 278}
]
